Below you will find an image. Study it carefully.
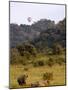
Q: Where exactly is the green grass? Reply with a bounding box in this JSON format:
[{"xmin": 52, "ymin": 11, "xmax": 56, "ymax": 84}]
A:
[{"xmin": 9, "ymin": 54, "xmax": 66, "ymax": 88}]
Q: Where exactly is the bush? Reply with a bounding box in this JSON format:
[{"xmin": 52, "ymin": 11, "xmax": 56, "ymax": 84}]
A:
[
  {"xmin": 10, "ymin": 48, "xmax": 21, "ymax": 64},
  {"xmin": 56, "ymin": 57, "xmax": 65, "ymax": 65},
  {"xmin": 33, "ymin": 60, "xmax": 45, "ymax": 67},
  {"xmin": 42, "ymin": 72, "xmax": 53, "ymax": 81},
  {"xmin": 46, "ymin": 58, "xmax": 55, "ymax": 67},
  {"xmin": 59, "ymin": 57, "xmax": 65, "ymax": 63},
  {"xmin": 24, "ymin": 67, "xmax": 28, "ymax": 71},
  {"xmin": 52, "ymin": 43, "xmax": 63, "ymax": 55},
  {"xmin": 16, "ymin": 43, "xmax": 37, "ymax": 57}
]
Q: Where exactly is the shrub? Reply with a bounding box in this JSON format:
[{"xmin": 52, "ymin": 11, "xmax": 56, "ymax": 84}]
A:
[
  {"xmin": 33, "ymin": 60, "xmax": 45, "ymax": 67},
  {"xmin": 10, "ymin": 48, "xmax": 21, "ymax": 64},
  {"xmin": 56, "ymin": 57, "xmax": 65, "ymax": 65},
  {"xmin": 52, "ymin": 43, "xmax": 63, "ymax": 55},
  {"xmin": 16, "ymin": 43, "xmax": 37, "ymax": 57},
  {"xmin": 46, "ymin": 58, "xmax": 55, "ymax": 67},
  {"xmin": 42, "ymin": 72, "xmax": 53, "ymax": 81},
  {"xmin": 59, "ymin": 57, "xmax": 65, "ymax": 63},
  {"xmin": 24, "ymin": 67, "xmax": 28, "ymax": 71}
]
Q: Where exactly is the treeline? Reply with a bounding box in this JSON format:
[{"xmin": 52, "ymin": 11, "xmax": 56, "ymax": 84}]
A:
[
  {"xmin": 10, "ymin": 18, "xmax": 66, "ymax": 64},
  {"xmin": 10, "ymin": 41, "xmax": 65, "ymax": 65},
  {"xmin": 31, "ymin": 18, "xmax": 66, "ymax": 53}
]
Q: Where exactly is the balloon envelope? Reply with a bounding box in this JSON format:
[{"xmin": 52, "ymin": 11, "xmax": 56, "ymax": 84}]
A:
[{"xmin": 27, "ymin": 17, "xmax": 32, "ymax": 22}]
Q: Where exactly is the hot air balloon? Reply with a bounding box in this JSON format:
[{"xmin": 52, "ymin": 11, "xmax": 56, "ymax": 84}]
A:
[{"xmin": 27, "ymin": 17, "xmax": 32, "ymax": 22}]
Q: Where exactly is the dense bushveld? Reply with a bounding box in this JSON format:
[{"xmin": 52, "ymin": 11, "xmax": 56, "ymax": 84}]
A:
[
  {"xmin": 10, "ymin": 18, "xmax": 66, "ymax": 88},
  {"xmin": 10, "ymin": 55, "xmax": 66, "ymax": 88},
  {"xmin": 10, "ymin": 53, "xmax": 66, "ymax": 88}
]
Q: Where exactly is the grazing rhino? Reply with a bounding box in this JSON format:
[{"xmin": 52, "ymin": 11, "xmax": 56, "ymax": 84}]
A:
[
  {"xmin": 38, "ymin": 80, "xmax": 50, "ymax": 87},
  {"xmin": 42, "ymin": 80, "xmax": 50, "ymax": 86},
  {"xmin": 17, "ymin": 74, "xmax": 28, "ymax": 86},
  {"xmin": 31, "ymin": 81, "xmax": 39, "ymax": 87}
]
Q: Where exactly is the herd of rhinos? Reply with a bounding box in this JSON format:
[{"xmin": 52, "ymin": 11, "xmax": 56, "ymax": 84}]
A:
[{"xmin": 17, "ymin": 73, "xmax": 53, "ymax": 87}]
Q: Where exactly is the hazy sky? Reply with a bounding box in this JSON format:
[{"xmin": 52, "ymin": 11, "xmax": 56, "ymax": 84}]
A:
[{"xmin": 10, "ymin": 2, "xmax": 65, "ymax": 25}]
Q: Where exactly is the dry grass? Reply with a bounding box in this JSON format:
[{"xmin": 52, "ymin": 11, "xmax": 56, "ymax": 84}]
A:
[{"xmin": 10, "ymin": 63, "xmax": 66, "ymax": 88}]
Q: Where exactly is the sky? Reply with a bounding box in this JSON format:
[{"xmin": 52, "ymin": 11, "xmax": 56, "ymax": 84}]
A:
[{"xmin": 10, "ymin": 2, "xmax": 65, "ymax": 25}]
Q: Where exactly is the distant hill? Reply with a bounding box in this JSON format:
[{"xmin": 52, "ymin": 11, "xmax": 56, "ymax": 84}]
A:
[{"xmin": 10, "ymin": 18, "xmax": 66, "ymax": 49}]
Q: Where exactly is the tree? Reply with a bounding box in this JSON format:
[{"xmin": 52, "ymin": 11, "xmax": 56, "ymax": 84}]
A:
[
  {"xmin": 16, "ymin": 42, "xmax": 37, "ymax": 57},
  {"xmin": 10, "ymin": 48, "xmax": 21, "ymax": 64},
  {"xmin": 52, "ymin": 43, "xmax": 63, "ymax": 54}
]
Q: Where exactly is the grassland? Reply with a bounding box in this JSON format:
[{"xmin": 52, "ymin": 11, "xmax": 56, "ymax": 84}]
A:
[{"xmin": 9, "ymin": 54, "xmax": 66, "ymax": 89}]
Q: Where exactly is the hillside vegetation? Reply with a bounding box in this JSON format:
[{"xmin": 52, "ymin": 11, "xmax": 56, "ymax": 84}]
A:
[{"xmin": 10, "ymin": 18, "xmax": 66, "ymax": 88}]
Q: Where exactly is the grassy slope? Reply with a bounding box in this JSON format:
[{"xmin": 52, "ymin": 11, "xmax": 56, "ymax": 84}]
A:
[{"xmin": 10, "ymin": 55, "xmax": 66, "ymax": 88}]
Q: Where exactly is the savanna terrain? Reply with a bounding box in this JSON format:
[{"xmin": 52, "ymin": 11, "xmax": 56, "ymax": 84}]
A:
[
  {"xmin": 10, "ymin": 54, "xmax": 66, "ymax": 88},
  {"xmin": 10, "ymin": 18, "xmax": 66, "ymax": 88}
]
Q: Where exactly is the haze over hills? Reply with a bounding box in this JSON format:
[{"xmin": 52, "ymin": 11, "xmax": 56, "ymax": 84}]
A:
[{"xmin": 10, "ymin": 18, "xmax": 66, "ymax": 50}]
